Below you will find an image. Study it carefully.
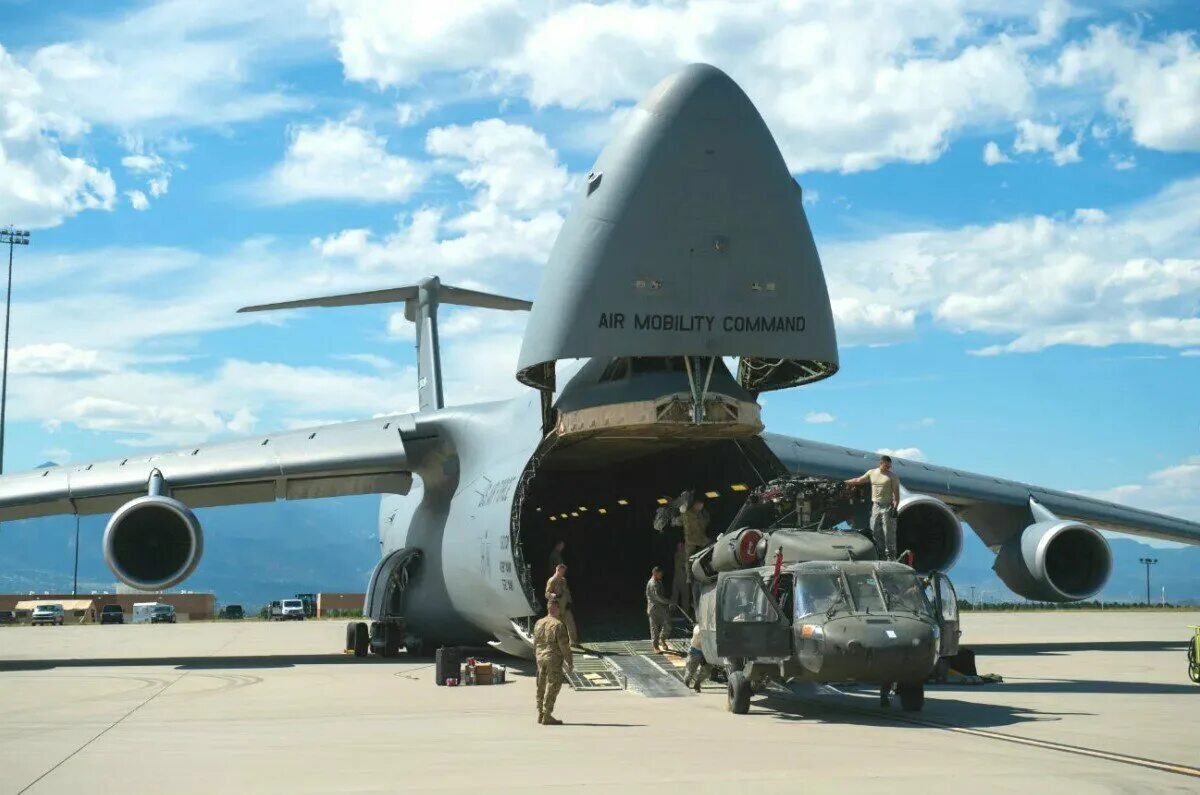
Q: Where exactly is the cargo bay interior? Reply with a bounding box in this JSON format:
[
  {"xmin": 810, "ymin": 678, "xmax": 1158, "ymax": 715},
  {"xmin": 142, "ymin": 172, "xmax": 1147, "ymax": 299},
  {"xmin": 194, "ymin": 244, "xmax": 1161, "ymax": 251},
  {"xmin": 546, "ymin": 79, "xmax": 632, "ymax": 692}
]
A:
[{"xmin": 512, "ymin": 435, "xmax": 785, "ymax": 641}]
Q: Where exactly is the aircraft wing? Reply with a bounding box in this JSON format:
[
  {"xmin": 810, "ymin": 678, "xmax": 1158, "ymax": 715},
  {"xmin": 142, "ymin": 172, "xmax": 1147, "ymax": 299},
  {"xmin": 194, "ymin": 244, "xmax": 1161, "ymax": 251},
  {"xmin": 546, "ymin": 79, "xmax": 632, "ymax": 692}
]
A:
[
  {"xmin": 763, "ymin": 433, "xmax": 1200, "ymax": 547},
  {"xmin": 0, "ymin": 415, "xmax": 421, "ymax": 521}
]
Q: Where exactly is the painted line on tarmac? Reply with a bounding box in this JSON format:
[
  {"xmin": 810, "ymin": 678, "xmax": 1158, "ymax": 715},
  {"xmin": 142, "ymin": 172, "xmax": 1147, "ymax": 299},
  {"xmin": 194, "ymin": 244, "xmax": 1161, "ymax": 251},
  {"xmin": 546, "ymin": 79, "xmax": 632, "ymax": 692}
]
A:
[
  {"xmin": 791, "ymin": 693, "xmax": 1200, "ymax": 781},
  {"xmin": 888, "ymin": 711, "xmax": 1200, "ymax": 780}
]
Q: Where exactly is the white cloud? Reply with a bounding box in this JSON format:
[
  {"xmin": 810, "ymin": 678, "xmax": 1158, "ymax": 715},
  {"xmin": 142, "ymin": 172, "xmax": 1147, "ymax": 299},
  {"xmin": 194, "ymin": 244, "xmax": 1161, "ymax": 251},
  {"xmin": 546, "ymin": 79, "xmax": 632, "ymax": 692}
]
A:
[
  {"xmin": 334, "ymin": 353, "xmax": 394, "ymax": 370},
  {"xmin": 311, "ymin": 119, "xmax": 568, "ymax": 278},
  {"xmin": 804, "ymin": 411, "xmax": 835, "ymax": 424},
  {"xmin": 120, "ymin": 134, "xmax": 175, "ymax": 206},
  {"xmin": 426, "ymin": 119, "xmax": 569, "ymax": 213},
  {"xmin": 318, "ymin": 1, "xmax": 1049, "ymax": 173},
  {"xmin": 983, "ymin": 141, "xmax": 1011, "ymax": 165},
  {"xmin": 1054, "ymin": 26, "xmax": 1200, "ymax": 152},
  {"xmin": 396, "ymin": 100, "xmax": 437, "ymax": 127},
  {"xmin": 830, "ymin": 298, "xmax": 917, "ymax": 345},
  {"xmin": 822, "ymin": 177, "xmax": 1200, "ymax": 352},
  {"xmin": 1182, "ymin": 350, "xmax": 1200, "ymax": 357},
  {"xmin": 0, "ymin": 46, "xmax": 116, "ymax": 228},
  {"xmin": 263, "ymin": 118, "xmax": 425, "ymax": 203},
  {"xmin": 317, "ymin": 0, "xmax": 524, "ymax": 88},
  {"xmin": 1013, "ymin": 119, "xmax": 1081, "ymax": 165},
  {"xmin": 23, "ymin": 3, "xmax": 316, "ymax": 130},
  {"xmin": 1072, "ymin": 208, "xmax": 1106, "ymax": 223},
  {"xmin": 1081, "ymin": 455, "xmax": 1200, "ymax": 524},
  {"xmin": 226, "ymin": 407, "xmax": 258, "ymax": 434},
  {"xmin": 1110, "ymin": 153, "xmax": 1137, "ymax": 170},
  {"xmin": 9, "ymin": 343, "xmax": 109, "ymax": 375},
  {"xmin": 876, "ymin": 447, "xmax": 928, "ymax": 463}
]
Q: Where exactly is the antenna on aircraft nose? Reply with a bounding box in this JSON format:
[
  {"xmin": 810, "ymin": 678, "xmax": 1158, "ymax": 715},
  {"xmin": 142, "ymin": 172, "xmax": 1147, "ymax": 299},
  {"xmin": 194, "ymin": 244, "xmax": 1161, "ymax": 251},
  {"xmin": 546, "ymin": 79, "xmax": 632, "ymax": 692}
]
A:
[{"xmin": 238, "ymin": 278, "xmax": 531, "ymax": 412}]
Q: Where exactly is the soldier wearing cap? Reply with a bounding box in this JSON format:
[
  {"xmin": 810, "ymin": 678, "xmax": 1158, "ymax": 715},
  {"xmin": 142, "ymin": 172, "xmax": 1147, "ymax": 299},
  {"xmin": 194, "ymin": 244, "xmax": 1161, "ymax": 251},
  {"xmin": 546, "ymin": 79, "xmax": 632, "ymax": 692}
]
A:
[{"xmin": 545, "ymin": 564, "xmax": 579, "ymax": 646}]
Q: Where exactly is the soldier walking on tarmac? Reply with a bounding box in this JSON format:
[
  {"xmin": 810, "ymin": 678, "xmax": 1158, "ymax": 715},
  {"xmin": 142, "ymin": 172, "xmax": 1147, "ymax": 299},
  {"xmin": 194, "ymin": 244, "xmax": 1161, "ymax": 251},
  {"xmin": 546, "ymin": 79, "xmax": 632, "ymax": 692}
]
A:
[
  {"xmin": 646, "ymin": 566, "xmax": 672, "ymax": 651},
  {"xmin": 533, "ymin": 596, "xmax": 573, "ymax": 725},
  {"xmin": 545, "ymin": 564, "xmax": 579, "ymax": 646}
]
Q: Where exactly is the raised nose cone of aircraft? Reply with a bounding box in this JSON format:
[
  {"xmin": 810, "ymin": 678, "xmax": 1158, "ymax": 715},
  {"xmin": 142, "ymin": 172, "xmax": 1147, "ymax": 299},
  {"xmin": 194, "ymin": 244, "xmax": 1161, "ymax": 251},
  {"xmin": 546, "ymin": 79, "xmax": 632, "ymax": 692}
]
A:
[{"xmin": 517, "ymin": 63, "xmax": 838, "ymax": 393}]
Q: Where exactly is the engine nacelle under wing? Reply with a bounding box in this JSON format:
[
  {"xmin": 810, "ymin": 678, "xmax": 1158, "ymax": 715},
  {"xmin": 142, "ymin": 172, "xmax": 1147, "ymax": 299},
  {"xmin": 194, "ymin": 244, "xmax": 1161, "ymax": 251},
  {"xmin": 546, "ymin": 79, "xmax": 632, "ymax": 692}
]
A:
[
  {"xmin": 993, "ymin": 519, "xmax": 1112, "ymax": 602},
  {"xmin": 103, "ymin": 495, "xmax": 204, "ymax": 591},
  {"xmin": 896, "ymin": 493, "xmax": 962, "ymax": 574}
]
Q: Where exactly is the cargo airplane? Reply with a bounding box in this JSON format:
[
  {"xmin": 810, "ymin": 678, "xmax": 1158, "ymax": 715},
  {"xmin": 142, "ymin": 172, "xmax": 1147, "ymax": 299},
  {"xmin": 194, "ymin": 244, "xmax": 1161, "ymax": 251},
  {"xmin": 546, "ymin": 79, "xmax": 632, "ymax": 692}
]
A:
[{"xmin": 1, "ymin": 65, "xmax": 1196, "ymax": 657}]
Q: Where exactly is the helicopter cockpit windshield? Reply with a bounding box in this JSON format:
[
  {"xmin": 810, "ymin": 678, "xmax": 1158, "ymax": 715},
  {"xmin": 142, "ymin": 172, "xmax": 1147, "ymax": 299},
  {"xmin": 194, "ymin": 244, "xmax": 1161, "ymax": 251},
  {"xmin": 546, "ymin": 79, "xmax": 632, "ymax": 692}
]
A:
[
  {"xmin": 878, "ymin": 570, "xmax": 935, "ymax": 617},
  {"xmin": 794, "ymin": 566, "xmax": 936, "ymax": 619},
  {"xmin": 794, "ymin": 569, "xmax": 847, "ymax": 618}
]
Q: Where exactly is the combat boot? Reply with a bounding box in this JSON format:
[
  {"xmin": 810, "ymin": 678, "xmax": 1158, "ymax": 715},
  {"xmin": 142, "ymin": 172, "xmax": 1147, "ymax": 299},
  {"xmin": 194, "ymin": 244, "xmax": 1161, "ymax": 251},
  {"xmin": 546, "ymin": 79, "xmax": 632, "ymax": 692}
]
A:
[
  {"xmin": 537, "ymin": 711, "xmax": 544, "ymax": 724},
  {"xmin": 542, "ymin": 714, "xmax": 563, "ymax": 726}
]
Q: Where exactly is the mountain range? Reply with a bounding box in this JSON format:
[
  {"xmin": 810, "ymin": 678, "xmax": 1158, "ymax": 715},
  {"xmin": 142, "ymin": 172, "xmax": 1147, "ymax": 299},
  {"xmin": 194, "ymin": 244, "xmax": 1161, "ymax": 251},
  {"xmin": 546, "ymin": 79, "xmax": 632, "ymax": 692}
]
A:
[{"xmin": 0, "ymin": 496, "xmax": 1196, "ymax": 607}]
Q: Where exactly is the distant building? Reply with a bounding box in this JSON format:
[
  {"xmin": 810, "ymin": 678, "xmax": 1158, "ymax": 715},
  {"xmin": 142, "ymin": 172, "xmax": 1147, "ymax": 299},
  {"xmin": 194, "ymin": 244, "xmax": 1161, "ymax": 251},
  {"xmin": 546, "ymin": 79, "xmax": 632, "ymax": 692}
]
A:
[{"xmin": 316, "ymin": 593, "xmax": 364, "ymax": 617}]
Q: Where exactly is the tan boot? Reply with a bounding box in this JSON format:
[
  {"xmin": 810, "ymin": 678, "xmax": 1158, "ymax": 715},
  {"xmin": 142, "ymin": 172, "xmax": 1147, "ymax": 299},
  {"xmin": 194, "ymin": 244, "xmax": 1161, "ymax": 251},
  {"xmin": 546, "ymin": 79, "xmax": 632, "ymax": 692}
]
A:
[{"xmin": 542, "ymin": 714, "xmax": 562, "ymax": 726}]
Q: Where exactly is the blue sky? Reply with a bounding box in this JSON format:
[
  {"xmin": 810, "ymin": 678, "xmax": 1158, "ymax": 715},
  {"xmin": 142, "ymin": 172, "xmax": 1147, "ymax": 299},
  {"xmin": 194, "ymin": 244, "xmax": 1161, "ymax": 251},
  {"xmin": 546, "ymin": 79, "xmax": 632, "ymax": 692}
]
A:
[{"xmin": 0, "ymin": 0, "xmax": 1197, "ymax": 545}]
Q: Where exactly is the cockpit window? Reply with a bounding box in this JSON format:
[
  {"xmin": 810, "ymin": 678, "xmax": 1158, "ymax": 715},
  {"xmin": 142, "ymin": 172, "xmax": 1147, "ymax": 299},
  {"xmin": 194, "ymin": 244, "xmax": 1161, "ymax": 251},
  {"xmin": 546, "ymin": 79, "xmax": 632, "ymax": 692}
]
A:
[
  {"xmin": 721, "ymin": 577, "xmax": 780, "ymax": 623},
  {"xmin": 878, "ymin": 571, "xmax": 933, "ymax": 616},
  {"xmin": 794, "ymin": 571, "xmax": 846, "ymax": 617},
  {"xmin": 844, "ymin": 571, "xmax": 887, "ymax": 614}
]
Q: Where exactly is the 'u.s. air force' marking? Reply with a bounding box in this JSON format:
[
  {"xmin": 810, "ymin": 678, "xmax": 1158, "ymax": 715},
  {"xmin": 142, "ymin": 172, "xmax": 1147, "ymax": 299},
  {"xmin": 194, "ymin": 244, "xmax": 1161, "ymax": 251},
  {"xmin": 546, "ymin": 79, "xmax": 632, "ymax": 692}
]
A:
[{"xmin": 597, "ymin": 312, "xmax": 805, "ymax": 332}]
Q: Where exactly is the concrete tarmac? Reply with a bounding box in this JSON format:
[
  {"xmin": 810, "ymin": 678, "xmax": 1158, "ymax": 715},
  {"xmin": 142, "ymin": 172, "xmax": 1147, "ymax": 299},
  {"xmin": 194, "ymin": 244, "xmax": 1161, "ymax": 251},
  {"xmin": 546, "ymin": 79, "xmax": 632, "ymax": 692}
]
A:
[{"xmin": 0, "ymin": 611, "xmax": 1197, "ymax": 793}]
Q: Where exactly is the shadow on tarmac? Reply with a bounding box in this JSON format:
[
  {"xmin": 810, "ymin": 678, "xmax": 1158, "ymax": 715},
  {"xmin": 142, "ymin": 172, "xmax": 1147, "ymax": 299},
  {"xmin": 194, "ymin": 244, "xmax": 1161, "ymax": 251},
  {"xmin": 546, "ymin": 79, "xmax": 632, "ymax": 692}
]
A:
[
  {"xmin": 972, "ymin": 640, "xmax": 1185, "ymax": 656},
  {"xmin": 932, "ymin": 677, "xmax": 1198, "ymax": 696},
  {"xmin": 0, "ymin": 653, "xmax": 435, "ymax": 672},
  {"xmin": 756, "ymin": 689, "xmax": 1085, "ymax": 730}
]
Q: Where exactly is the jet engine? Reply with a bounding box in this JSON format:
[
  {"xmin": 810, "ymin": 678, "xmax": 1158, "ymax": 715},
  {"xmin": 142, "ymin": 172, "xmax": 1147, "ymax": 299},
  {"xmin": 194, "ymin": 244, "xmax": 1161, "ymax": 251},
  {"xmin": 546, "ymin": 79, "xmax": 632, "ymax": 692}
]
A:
[
  {"xmin": 103, "ymin": 495, "xmax": 204, "ymax": 591},
  {"xmin": 896, "ymin": 494, "xmax": 962, "ymax": 574},
  {"xmin": 993, "ymin": 519, "xmax": 1111, "ymax": 602}
]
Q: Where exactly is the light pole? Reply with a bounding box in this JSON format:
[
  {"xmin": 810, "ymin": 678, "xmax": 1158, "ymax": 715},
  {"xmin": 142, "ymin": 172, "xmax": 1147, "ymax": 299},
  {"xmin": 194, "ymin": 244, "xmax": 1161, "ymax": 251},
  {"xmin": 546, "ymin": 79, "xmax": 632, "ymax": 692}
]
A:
[
  {"xmin": 0, "ymin": 227, "xmax": 31, "ymax": 475},
  {"xmin": 1138, "ymin": 557, "xmax": 1158, "ymax": 606},
  {"xmin": 72, "ymin": 514, "xmax": 80, "ymax": 597}
]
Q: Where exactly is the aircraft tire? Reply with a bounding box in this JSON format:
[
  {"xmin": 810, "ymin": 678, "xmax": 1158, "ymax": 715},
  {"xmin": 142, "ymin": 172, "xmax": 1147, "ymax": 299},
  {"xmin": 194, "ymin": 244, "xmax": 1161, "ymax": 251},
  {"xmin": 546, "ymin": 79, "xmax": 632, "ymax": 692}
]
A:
[
  {"xmin": 897, "ymin": 682, "xmax": 925, "ymax": 711},
  {"xmin": 727, "ymin": 671, "xmax": 751, "ymax": 714},
  {"xmin": 353, "ymin": 622, "xmax": 369, "ymax": 657},
  {"xmin": 344, "ymin": 622, "xmax": 356, "ymax": 652}
]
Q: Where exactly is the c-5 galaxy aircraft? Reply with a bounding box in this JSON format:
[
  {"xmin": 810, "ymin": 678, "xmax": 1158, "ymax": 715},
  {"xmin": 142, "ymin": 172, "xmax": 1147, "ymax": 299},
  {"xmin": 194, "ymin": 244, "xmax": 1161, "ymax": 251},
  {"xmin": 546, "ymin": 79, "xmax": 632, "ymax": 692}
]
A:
[{"xmin": 1, "ymin": 64, "xmax": 1197, "ymax": 659}]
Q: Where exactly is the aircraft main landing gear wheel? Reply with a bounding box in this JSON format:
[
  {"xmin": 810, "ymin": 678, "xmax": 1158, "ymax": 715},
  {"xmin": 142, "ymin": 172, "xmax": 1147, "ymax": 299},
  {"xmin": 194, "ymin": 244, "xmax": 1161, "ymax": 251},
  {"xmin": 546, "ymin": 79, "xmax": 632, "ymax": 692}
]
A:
[
  {"xmin": 727, "ymin": 671, "xmax": 751, "ymax": 714},
  {"xmin": 351, "ymin": 622, "xmax": 369, "ymax": 657},
  {"xmin": 379, "ymin": 623, "xmax": 402, "ymax": 657},
  {"xmin": 897, "ymin": 682, "xmax": 925, "ymax": 712}
]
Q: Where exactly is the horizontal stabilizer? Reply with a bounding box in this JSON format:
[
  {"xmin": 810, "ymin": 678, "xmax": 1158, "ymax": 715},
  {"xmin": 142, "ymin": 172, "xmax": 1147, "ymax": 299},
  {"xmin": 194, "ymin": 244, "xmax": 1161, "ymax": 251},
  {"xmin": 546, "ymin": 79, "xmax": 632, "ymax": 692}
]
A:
[{"xmin": 238, "ymin": 283, "xmax": 531, "ymax": 314}]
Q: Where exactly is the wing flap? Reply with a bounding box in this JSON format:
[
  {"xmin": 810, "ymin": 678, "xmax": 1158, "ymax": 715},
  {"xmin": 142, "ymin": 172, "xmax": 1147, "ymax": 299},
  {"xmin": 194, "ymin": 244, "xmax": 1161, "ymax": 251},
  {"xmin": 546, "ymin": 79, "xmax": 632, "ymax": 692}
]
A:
[{"xmin": 0, "ymin": 415, "xmax": 417, "ymax": 520}]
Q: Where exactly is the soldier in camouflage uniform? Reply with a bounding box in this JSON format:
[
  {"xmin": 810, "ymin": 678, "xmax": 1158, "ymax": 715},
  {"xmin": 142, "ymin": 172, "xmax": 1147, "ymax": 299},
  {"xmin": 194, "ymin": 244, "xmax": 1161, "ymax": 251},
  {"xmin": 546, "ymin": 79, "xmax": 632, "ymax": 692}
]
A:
[
  {"xmin": 533, "ymin": 596, "xmax": 573, "ymax": 725},
  {"xmin": 646, "ymin": 566, "xmax": 672, "ymax": 651},
  {"xmin": 669, "ymin": 540, "xmax": 691, "ymax": 614},
  {"xmin": 673, "ymin": 496, "xmax": 711, "ymax": 557},
  {"xmin": 544, "ymin": 564, "xmax": 579, "ymax": 646}
]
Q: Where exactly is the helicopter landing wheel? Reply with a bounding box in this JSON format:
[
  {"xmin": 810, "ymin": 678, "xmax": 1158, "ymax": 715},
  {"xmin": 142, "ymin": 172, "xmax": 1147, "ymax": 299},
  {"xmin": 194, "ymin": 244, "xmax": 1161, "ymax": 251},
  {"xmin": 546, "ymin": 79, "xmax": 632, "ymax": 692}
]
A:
[
  {"xmin": 897, "ymin": 681, "xmax": 925, "ymax": 711},
  {"xmin": 727, "ymin": 671, "xmax": 751, "ymax": 714}
]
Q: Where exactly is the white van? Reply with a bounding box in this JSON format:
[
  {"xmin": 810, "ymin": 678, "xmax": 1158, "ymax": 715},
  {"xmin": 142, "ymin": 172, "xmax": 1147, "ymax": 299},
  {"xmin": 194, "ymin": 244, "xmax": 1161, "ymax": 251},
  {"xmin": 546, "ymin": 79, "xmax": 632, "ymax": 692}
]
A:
[
  {"xmin": 269, "ymin": 599, "xmax": 306, "ymax": 621},
  {"xmin": 133, "ymin": 602, "xmax": 176, "ymax": 624}
]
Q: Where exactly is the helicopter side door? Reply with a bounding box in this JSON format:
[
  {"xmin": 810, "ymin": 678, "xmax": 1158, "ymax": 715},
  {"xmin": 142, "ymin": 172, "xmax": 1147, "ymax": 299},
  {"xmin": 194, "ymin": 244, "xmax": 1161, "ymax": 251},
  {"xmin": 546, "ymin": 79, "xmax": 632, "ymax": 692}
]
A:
[
  {"xmin": 715, "ymin": 571, "xmax": 791, "ymax": 662},
  {"xmin": 931, "ymin": 572, "xmax": 961, "ymax": 657}
]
